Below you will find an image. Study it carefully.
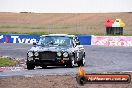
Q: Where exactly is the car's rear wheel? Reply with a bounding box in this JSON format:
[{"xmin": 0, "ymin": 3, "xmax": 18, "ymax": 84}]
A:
[
  {"xmin": 27, "ymin": 63, "xmax": 35, "ymax": 70},
  {"xmin": 77, "ymin": 56, "xmax": 85, "ymax": 67}
]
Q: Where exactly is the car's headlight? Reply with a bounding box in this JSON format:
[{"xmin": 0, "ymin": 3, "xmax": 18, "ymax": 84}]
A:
[
  {"xmin": 63, "ymin": 52, "xmax": 68, "ymax": 57},
  {"xmin": 28, "ymin": 52, "xmax": 33, "ymax": 57},
  {"xmin": 34, "ymin": 52, "xmax": 39, "ymax": 56},
  {"xmin": 57, "ymin": 52, "xmax": 62, "ymax": 57}
]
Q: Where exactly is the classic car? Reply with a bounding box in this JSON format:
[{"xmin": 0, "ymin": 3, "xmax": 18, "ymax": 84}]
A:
[{"xmin": 26, "ymin": 34, "xmax": 85, "ymax": 70}]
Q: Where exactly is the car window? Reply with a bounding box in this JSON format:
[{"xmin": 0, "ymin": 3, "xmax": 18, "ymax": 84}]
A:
[{"xmin": 37, "ymin": 36, "xmax": 73, "ymax": 47}]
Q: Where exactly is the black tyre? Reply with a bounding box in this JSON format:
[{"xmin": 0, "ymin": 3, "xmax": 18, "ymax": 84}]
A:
[
  {"xmin": 27, "ymin": 63, "xmax": 35, "ymax": 70},
  {"xmin": 66, "ymin": 56, "xmax": 75, "ymax": 68},
  {"xmin": 77, "ymin": 56, "xmax": 85, "ymax": 67}
]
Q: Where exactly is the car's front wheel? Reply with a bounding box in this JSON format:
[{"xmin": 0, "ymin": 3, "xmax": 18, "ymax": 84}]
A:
[
  {"xmin": 27, "ymin": 63, "xmax": 35, "ymax": 70},
  {"xmin": 77, "ymin": 56, "xmax": 85, "ymax": 67},
  {"xmin": 66, "ymin": 56, "xmax": 75, "ymax": 68}
]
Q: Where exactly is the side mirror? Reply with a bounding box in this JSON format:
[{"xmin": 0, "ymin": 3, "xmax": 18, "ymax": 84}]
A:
[{"xmin": 76, "ymin": 41, "xmax": 80, "ymax": 45}]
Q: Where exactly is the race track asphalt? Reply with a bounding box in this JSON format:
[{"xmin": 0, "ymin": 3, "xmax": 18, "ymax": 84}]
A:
[{"xmin": 0, "ymin": 43, "xmax": 132, "ymax": 77}]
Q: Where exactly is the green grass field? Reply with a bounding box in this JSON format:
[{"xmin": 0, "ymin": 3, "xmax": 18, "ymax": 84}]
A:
[
  {"xmin": 0, "ymin": 57, "xmax": 18, "ymax": 67},
  {"xmin": 0, "ymin": 12, "xmax": 132, "ymax": 35}
]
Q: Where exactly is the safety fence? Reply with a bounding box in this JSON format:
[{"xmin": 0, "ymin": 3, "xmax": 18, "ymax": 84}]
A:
[
  {"xmin": 0, "ymin": 34, "xmax": 132, "ymax": 46},
  {"xmin": 0, "ymin": 34, "xmax": 91, "ymax": 45},
  {"xmin": 91, "ymin": 36, "xmax": 132, "ymax": 46},
  {"xmin": 0, "ymin": 34, "xmax": 40, "ymax": 44}
]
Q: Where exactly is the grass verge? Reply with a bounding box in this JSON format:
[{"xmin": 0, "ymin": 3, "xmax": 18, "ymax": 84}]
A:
[
  {"xmin": 0, "ymin": 32, "xmax": 47, "ymax": 35},
  {"xmin": 1, "ymin": 32, "xmax": 132, "ymax": 36},
  {"xmin": 0, "ymin": 57, "xmax": 18, "ymax": 67}
]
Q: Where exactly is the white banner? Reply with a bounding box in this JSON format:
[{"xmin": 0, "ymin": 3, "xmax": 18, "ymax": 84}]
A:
[{"xmin": 91, "ymin": 36, "xmax": 132, "ymax": 46}]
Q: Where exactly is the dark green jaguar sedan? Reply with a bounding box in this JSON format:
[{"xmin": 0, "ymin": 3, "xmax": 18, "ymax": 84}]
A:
[{"xmin": 26, "ymin": 34, "xmax": 85, "ymax": 70}]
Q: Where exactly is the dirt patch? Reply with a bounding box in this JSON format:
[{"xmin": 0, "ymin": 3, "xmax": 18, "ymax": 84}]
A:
[
  {"xmin": 0, "ymin": 73, "xmax": 132, "ymax": 88},
  {"xmin": 0, "ymin": 12, "xmax": 132, "ymax": 34}
]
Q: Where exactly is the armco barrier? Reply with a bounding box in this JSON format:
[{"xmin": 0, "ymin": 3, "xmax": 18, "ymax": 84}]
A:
[
  {"xmin": 91, "ymin": 36, "xmax": 132, "ymax": 46},
  {"xmin": 1, "ymin": 34, "xmax": 132, "ymax": 46},
  {"xmin": 0, "ymin": 34, "xmax": 92, "ymax": 45},
  {"xmin": 0, "ymin": 34, "xmax": 40, "ymax": 44}
]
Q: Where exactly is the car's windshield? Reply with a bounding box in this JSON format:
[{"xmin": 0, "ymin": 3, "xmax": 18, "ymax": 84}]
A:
[{"xmin": 37, "ymin": 36, "xmax": 72, "ymax": 47}]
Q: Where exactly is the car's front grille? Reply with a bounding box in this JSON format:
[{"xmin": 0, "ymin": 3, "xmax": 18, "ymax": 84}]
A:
[{"xmin": 39, "ymin": 51, "xmax": 57, "ymax": 60}]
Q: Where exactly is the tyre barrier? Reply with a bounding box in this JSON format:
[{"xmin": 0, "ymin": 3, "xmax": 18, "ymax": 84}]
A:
[
  {"xmin": 0, "ymin": 34, "xmax": 40, "ymax": 44},
  {"xmin": 0, "ymin": 34, "xmax": 92, "ymax": 45},
  {"xmin": 91, "ymin": 36, "xmax": 132, "ymax": 46},
  {"xmin": 0, "ymin": 34, "xmax": 132, "ymax": 46}
]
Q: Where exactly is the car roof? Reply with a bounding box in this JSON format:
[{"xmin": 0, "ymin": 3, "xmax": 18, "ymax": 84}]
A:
[{"xmin": 41, "ymin": 34, "xmax": 75, "ymax": 37}]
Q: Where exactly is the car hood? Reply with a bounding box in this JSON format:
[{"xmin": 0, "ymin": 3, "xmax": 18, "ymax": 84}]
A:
[{"xmin": 29, "ymin": 46, "xmax": 72, "ymax": 52}]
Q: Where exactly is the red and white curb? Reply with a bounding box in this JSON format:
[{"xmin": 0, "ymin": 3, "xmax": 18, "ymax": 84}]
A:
[
  {"xmin": 0, "ymin": 56, "xmax": 26, "ymax": 72},
  {"xmin": 0, "ymin": 67, "xmax": 25, "ymax": 72}
]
